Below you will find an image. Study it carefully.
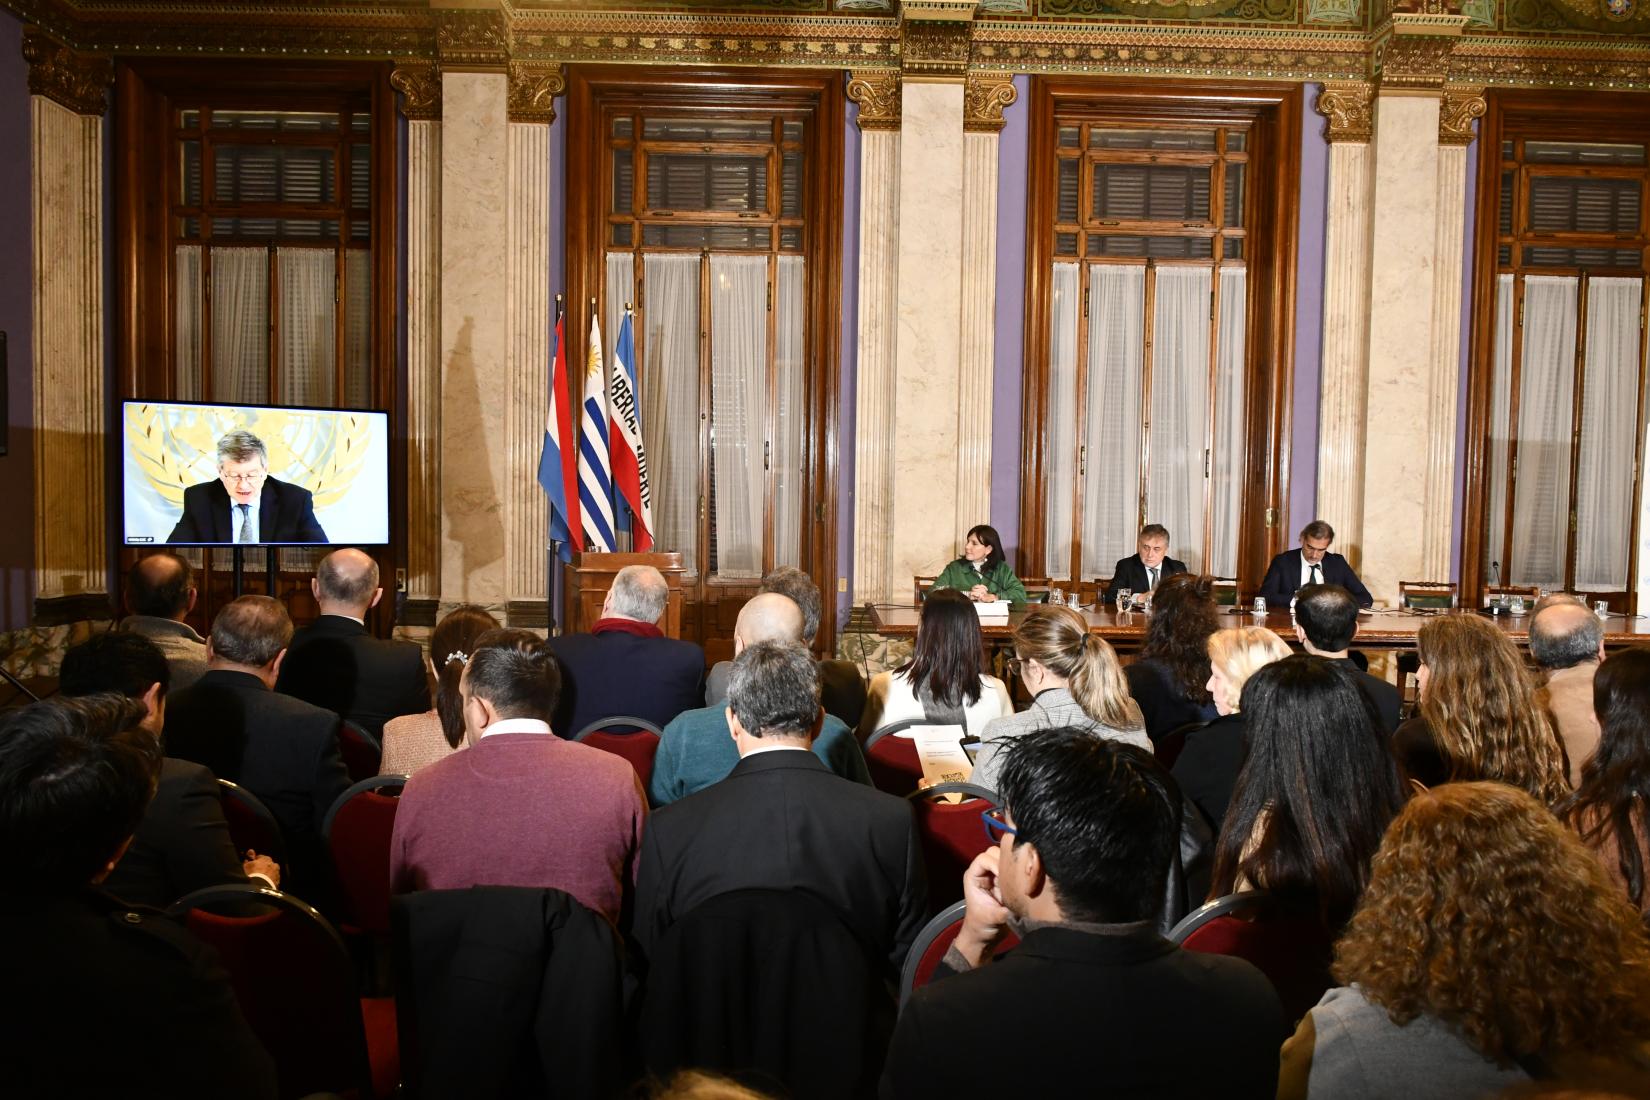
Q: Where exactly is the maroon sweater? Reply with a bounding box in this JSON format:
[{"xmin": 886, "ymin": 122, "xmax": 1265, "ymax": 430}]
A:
[{"xmin": 389, "ymin": 730, "xmax": 647, "ymax": 926}]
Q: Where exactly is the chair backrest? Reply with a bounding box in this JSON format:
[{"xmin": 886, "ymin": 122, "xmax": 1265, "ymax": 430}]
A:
[
  {"xmin": 218, "ymin": 777, "xmax": 288, "ymax": 870},
  {"xmin": 574, "ymin": 716, "xmax": 664, "ymax": 789},
  {"xmin": 1153, "ymin": 719, "xmax": 1210, "ymax": 771},
  {"xmin": 914, "ymin": 575, "xmax": 937, "ymax": 603},
  {"xmin": 323, "ymin": 775, "xmax": 408, "ymax": 937},
  {"xmin": 863, "ymin": 719, "xmax": 928, "ymax": 797},
  {"xmin": 906, "ymin": 783, "xmax": 999, "ymax": 913},
  {"xmin": 1399, "ymin": 581, "xmax": 1457, "ymax": 610},
  {"xmin": 1020, "ymin": 576, "xmax": 1052, "ymax": 604},
  {"xmin": 1170, "ymin": 889, "xmax": 1335, "ymax": 1021},
  {"xmin": 338, "ymin": 720, "xmax": 383, "ymax": 784},
  {"xmin": 1484, "ymin": 584, "xmax": 1540, "ymax": 608},
  {"xmin": 898, "ymin": 900, "xmax": 1020, "ymax": 1007},
  {"xmin": 1210, "ymin": 578, "xmax": 1240, "ymax": 607},
  {"xmin": 169, "ymin": 884, "xmax": 374, "ymax": 1099}
]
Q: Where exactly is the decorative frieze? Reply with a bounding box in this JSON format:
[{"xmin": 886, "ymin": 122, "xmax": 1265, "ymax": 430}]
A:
[
  {"xmin": 963, "ymin": 71, "xmax": 1017, "ymax": 132},
  {"xmin": 1437, "ymin": 83, "xmax": 1485, "ymax": 144},
  {"xmin": 1372, "ymin": 13, "xmax": 1467, "ymax": 91},
  {"xmin": 848, "ymin": 70, "xmax": 901, "ymax": 131},
  {"xmin": 436, "ymin": 7, "xmax": 509, "ymax": 69},
  {"xmin": 506, "ymin": 60, "xmax": 565, "ymax": 124},
  {"xmin": 391, "ymin": 60, "xmax": 442, "ymax": 122},
  {"xmin": 21, "ymin": 28, "xmax": 109, "ymax": 115},
  {"xmin": 900, "ymin": 0, "xmax": 977, "ymax": 79},
  {"xmin": 1315, "ymin": 79, "xmax": 1374, "ymax": 142}
]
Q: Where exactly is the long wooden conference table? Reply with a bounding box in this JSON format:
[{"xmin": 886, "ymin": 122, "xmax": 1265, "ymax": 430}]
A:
[{"xmin": 866, "ymin": 603, "xmax": 1650, "ymax": 652}]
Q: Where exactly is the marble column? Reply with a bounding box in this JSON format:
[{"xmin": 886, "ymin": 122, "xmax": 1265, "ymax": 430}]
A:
[
  {"xmin": 438, "ymin": 70, "xmax": 510, "ymax": 613},
  {"xmin": 848, "ymin": 72, "xmax": 902, "ymax": 606},
  {"xmin": 956, "ymin": 74, "xmax": 1016, "ymax": 535},
  {"xmin": 392, "ymin": 63, "xmax": 442, "ymax": 621},
  {"xmin": 25, "ymin": 32, "xmax": 109, "ymax": 615},
  {"xmin": 1313, "ymin": 81, "xmax": 1374, "ymax": 571}
]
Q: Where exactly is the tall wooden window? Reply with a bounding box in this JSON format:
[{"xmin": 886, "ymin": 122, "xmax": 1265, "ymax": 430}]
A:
[
  {"xmin": 1467, "ymin": 94, "xmax": 1650, "ymax": 609},
  {"xmin": 1021, "ymin": 81, "xmax": 1300, "ymax": 589},
  {"xmin": 567, "ymin": 69, "xmax": 843, "ymax": 660}
]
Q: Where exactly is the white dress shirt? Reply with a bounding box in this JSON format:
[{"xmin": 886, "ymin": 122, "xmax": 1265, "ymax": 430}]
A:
[
  {"xmin": 1299, "ymin": 556, "xmax": 1326, "ymax": 589},
  {"xmin": 480, "ymin": 717, "xmax": 553, "ymax": 739}
]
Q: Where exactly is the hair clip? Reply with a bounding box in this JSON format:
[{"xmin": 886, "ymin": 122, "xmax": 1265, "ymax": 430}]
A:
[{"xmin": 444, "ymin": 650, "xmax": 469, "ymax": 665}]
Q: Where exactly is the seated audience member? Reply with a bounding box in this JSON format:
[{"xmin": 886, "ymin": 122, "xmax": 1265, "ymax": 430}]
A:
[
  {"xmin": 165, "ymin": 596, "xmax": 349, "ymax": 897},
  {"xmin": 1392, "ymin": 615, "xmax": 1570, "ymax": 804},
  {"xmin": 1563, "ymin": 647, "xmax": 1650, "ymax": 914},
  {"xmin": 1211, "ymin": 655, "xmax": 1405, "ymax": 934},
  {"xmin": 1530, "ymin": 596, "xmax": 1607, "ymax": 786},
  {"xmin": 1171, "ymin": 626, "xmax": 1291, "ymax": 834},
  {"xmin": 973, "ymin": 604, "xmax": 1148, "ymax": 792},
  {"xmin": 1257, "ymin": 520, "xmax": 1373, "ymax": 608},
  {"xmin": 703, "ymin": 567, "xmax": 867, "ymax": 728},
  {"xmin": 635, "ymin": 641, "xmax": 925, "ymax": 971},
  {"xmin": 930, "ymin": 523, "xmax": 1028, "ymax": 604},
  {"xmin": 379, "ymin": 604, "xmax": 500, "ymax": 777},
  {"xmin": 547, "ymin": 564, "xmax": 705, "ymax": 737},
  {"xmin": 1122, "ymin": 572, "xmax": 1220, "ymax": 740},
  {"xmin": 1280, "ymin": 782, "xmax": 1650, "ymax": 1098},
  {"xmin": 390, "ymin": 629, "xmax": 646, "ymax": 926},
  {"xmin": 857, "ymin": 588, "xmax": 1013, "ymax": 740},
  {"xmin": 119, "ymin": 551, "xmax": 209, "ymax": 691},
  {"xmin": 275, "ymin": 548, "xmax": 429, "ymax": 739},
  {"xmin": 58, "ymin": 632, "xmax": 278, "ymax": 907},
  {"xmin": 0, "ymin": 694, "xmax": 276, "ymax": 1098},
  {"xmin": 1292, "ymin": 583, "xmax": 1401, "ymax": 733},
  {"xmin": 883, "ymin": 729, "xmax": 1286, "ymax": 1098},
  {"xmin": 651, "ymin": 594, "xmax": 869, "ymax": 806},
  {"xmin": 1103, "ymin": 523, "xmax": 1187, "ymax": 605}
]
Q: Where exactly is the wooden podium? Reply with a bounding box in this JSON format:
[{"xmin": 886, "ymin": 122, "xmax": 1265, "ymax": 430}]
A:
[{"xmin": 563, "ymin": 552, "xmax": 686, "ymax": 637}]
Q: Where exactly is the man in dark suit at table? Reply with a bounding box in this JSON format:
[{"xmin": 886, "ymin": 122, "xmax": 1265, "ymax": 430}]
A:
[
  {"xmin": 167, "ymin": 429, "xmax": 327, "ymax": 544},
  {"xmin": 1257, "ymin": 519, "xmax": 1373, "ymax": 608},
  {"xmin": 1103, "ymin": 524, "xmax": 1188, "ymax": 605},
  {"xmin": 276, "ymin": 547, "xmax": 429, "ymax": 739}
]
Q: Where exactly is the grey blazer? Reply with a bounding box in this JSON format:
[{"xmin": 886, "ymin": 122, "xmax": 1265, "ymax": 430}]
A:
[{"xmin": 972, "ymin": 687, "xmax": 1152, "ymax": 793}]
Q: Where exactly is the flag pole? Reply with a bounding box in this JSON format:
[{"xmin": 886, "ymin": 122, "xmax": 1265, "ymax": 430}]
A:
[{"xmin": 548, "ymin": 292, "xmax": 564, "ymax": 634}]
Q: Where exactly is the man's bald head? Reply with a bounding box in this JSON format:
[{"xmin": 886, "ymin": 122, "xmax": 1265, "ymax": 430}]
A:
[
  {"xmin": 314, "ymin": 548, "xmax": 381, "ymax": 615},
  {"xmin": 734, "ymin": 593, "xmax": 804, "ymax": 651},
  {"xmin": 126, "ymin": 552, "xmax": 194, "ymax": 620},
  {"xmin": 1529, "ymin": 600, "xmax": 1605, "ymax": 670}
]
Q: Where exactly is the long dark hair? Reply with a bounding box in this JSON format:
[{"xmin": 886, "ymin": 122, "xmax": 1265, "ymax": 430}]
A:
[
  {"xmin": 1210, "ymin": 654, "xmax": 1406, "ymax": 930},
  {"xmin": 1139, "ymin": 572, "xmax": 1219, "ymax": 703},
  {"xmin": 962, "ymin": 524, "xmax": 1006, "ymax": 569},
  {"xmin": 1562, "ymin": 648, "xmax": 1650, "ymax": 907},
  {"xmin": 431, "ymin": 605, "xmax": 501, "ymax": 748},
  {"xmin": 899, "ymin": 588, "xmax": 986, "ymax": 708}
]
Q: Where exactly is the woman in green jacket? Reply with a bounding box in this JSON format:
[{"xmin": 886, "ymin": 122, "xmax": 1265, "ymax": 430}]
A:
[{"xmin": 931, "ymin": 524, "xmax": 1029, "ymax": 604}]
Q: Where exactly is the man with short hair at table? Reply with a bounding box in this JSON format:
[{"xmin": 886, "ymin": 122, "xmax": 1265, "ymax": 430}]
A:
[
  {"xmin": 1257, "ymin": 520, "xmax": 1373, "ymax": 608},
  {"xmin": 1292, "ymin": 583, "xmax": 1401, "ymax": 734},
  {"xmin": 1103, "ymin": 524, "xmax": 1188, "ymax": 605}
]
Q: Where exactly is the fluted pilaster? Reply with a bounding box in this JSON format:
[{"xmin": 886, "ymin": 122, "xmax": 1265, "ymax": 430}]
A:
[
  {"xmin": 956, "ymin": 129, "xmax": 1000, "ymax": 534},
  {"xmin": 405, "ymin": 118, "xmax": 442, "ymax": 612},
  {"xmin": 851, "ymin": 125, "xmax": 901, "ymax": 605},
  {"xmin": 1421, "ymin": 135, "xmax": 1471, "ymax": 580},
  {"xmin": 505, "ymin": 120, "xmax": 552, "ymax": 620}
]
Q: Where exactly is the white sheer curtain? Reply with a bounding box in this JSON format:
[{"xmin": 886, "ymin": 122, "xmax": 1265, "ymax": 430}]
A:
[
  {"xmin": 1511, "ymin": 274, "xmax": 1579, "ymax": 589},
  {"xmin": 1575, "ymin": 276, "xmax": 1643, "ymax": 590},
  {"xmin": 709, "ymin": 254, "xmax": 768, "ymax": 580},
  {"xmin": 773, "ymin": 255, "xmax": 805, "ymax": 568},
  {"xmin": 1209, "ymin": 266, "xmax": 1247, "ymax": 578},
  {"xmin": 639, "ymin": 253, "xmax": 701, "ymax": 572},
  {"xmin": 211, "ymin": 247, "xmax": 270, "ymax": 404},
  {"xmin": 1044, "ymin": 263, "xmax": 1080, "ymax": 580},
  {"xmin": 1078, "ymin": 265, "xmax": 1145, "ymax": 579},
  {"xmin": 175, "ymin": 246, "xmax": 203, "ymax": 399},
  {"xmin": 277, "ymin": 248, "xmax": 336, "ymax": 407},
  {"xmin": 1146, "ymin": 265, "xmax": 1212, "ymax": 574},
  {"xmin": 344, "ymin": 250, "xmax": 370, "ymax": 408},
  {"xmin": 1485, "ymin": 274, "xmax": 1515, "ymax": 584}
]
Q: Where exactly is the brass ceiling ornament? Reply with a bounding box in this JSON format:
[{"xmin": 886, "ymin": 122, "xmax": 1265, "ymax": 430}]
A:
[
  {"xmin": 506, "ymin": 59, "xmax": 565, "ymax": 122},
  {"xmin": 391, "ymin": 59, "xmax": 442, "ymax": 120},
  {"xmin": 847, "ymin": 69, "xmax": 902, "ymax": 129},
  {"xmin": 1315, "ymin": 78, "xmax": 1374, "ymax": 142},
  {"xmin": 899, "ymin": 0, "xmax": 977, "ymax": 79},
  {"xmin": 21, "ymin": 26, "xmax": 111, "ymax": 115},
  {"xmin": 963, "ymin": 70, "xmax": 1017, "ymax": 131},
  {"xmin": 1437, "ymin": 83, "xmax": 1484, "ymax": 143}
]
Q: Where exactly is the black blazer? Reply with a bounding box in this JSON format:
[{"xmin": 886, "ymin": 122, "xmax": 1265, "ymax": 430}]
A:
[
  {"xmin": 276, "ymin": 615, "xmax": 430, "ymax": 739},
  {"xmin": 166, "ymin": 476, "xmax": 327, "ymax": 544},
  {"xmin": 1124, "ymin": 659, "xmax": 1218, "ymax": 743},
  {"xmin": 1103, "ymin": 554, "xmax": 1189, "ymax": 604},
  {"xmin": 164, "ymin": 669, "xmax": 350, "ymax": 896},
  {"xmin": 1171, "ymin": 712, "xmax": 1248, "ymax": 836},
  {"xmin": 1256, "ymin": 548, "xmax": 1373, "ymax": 607},
  {"xmin": 101, "ymin": 757, "xmax": 252, "ymax": 910},
  {"xmin": 634, "ymin": 750, "xmax": 927, "ymax": 973},
  {"xmin": 546, "ymin": 627, "xmax": 705, "ymax": 738},
  {"xmin": 1335, "ymin": 656, "xmax": 1402, "ymax": 734},
  {"xmin": 882, "ymin": 926, "xmax": 1286, "ymax": 1100}
]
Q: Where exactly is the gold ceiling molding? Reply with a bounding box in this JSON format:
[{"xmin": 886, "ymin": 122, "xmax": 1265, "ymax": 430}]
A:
[
  {"xmin": 508, "ymin": 10, "xmax": 900, "ymax": 66},
  {"xmin": 846, "ymin": 69, "xmax": 900, "ymax": 129},
  {"xmin": 21, "ymin": 26, "xmax": 111, "ymax": 114},
  {"xmin": 507, "ymin": 59, "xmax": 565, "ymax": 121},
  {"xmin": 970, "ymin": 21, "xmax": 1369, "ymax": 80},
  {"xmin": 1449, "ymin": 37, "xmax": 1650, "ymax": 88},
  {"xmin": 1437, "ymin": 82, "xmax": 1484, "ymax": 142},
  {"xmin": 390, "ymin": 59, "xmax": 441, "ymax": 119},
  {"xmin": 435, "ymin": 7, "xmax": 509, "ymax": 68},
  {"xmin": 3, "ymin": 0, "xmax": 434, "ymax": 56},
  {"xmin": 1315, "ymin": 78, "xmax": 1374, "ymax": 141},
  {"xmin": 1372, "ymin": 12, "xmax": 1466, "ymax": 90},
  {"xmin": 963, "ymin": 70, "xmax": 1016, "ymax": 130}
]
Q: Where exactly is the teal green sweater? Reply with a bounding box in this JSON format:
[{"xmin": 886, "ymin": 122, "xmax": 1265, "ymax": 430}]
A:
[{"xmin": 931, "ymin": 558, "xmax": 1029, "ymax": 604}]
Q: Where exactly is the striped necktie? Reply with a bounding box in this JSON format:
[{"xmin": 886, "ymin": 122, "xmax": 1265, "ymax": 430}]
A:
[{"xmin": 236, "ymin": 504, "xmax": 254, "ymax": 543}]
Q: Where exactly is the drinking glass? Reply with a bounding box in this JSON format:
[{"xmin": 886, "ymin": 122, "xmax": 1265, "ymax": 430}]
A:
[
  {"xmin": 1253, "ymin": 596, "xmax": 1268, "ymax": 617},
  {"xmin": 1115, "ymin": 587, "xmax": 1132, "ymax": 612}
]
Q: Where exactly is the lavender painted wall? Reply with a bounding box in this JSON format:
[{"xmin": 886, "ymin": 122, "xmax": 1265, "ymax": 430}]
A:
[
  {"xmin": 0, "ymin": 13, "xmax": 36, "ymax": 631},
  {"xmin": 1451, "ymin": 133, "xmax": 1478, "ymax": 583},
  {"xmin": 990, "ymin": 75, "xmax": 1031, "ymax": 564},
  {"xmin": 835, "ymin": 97, "xmax": 861, "ymax": 627},
  {"xmin": 1289, "ymin": 85, "xmax": 1329, "ymax": 538}
]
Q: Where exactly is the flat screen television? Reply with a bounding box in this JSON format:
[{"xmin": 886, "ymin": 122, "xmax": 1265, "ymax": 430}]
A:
[{"xmin": 122, "ymin": 399, "xmax": 391, "ymax": 547}]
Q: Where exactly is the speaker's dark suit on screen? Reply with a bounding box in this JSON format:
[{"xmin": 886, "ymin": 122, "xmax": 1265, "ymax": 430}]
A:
[
  {"xmin": 166, "ymin": 476, "xmax": 327, "ymax": 544},
  {"xmin": 1256, "ymin": 548, "xmax": 1373, "ymax": 608},
  {"xmin": 1104, "ymin": 554, "xmax": 1188, "ymax": 604}
]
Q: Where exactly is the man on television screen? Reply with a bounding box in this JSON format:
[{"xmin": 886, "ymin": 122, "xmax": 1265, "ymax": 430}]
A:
[{"xmin": 167, "ymin": 430, "xmax": 327, "ymax": 545}]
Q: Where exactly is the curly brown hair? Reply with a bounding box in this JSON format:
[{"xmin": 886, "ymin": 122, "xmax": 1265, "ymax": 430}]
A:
[
  {"xmin": 1138, "ymin": 572, "xmax": 1219, "ymax": 703},
  {"xmin": 1335, "ymin": 782, "xmax": 1650, "ymax": 1065},
  {"xmin": 1417, "ymin": 615, "xmax": 1569, "ymax": 805}
]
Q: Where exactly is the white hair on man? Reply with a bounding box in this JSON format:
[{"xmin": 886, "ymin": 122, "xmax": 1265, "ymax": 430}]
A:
[{"xmin": 605, "ymin": 565, "xmax": 669, "ymax": 625}]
